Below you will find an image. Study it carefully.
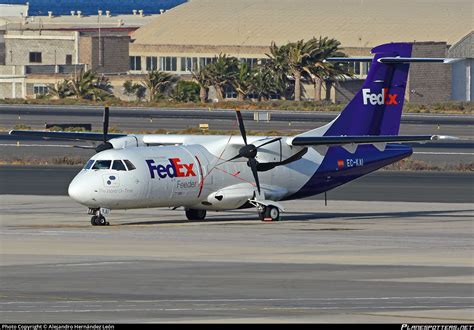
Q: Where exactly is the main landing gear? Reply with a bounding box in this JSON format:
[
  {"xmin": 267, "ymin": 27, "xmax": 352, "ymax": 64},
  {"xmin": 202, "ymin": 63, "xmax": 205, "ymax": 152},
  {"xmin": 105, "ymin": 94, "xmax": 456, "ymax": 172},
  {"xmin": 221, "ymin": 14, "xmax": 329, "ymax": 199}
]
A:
[
  {"xmin": 185, "ymin": 209, "xmax": 207, "ymax": 221},
  {"xmin": 257, "ymin": 205, "xmax": 281, "ymax": 221},
  {"xmin": 89, "ymin": 208, "xmax": 110, "ymax": 226}
]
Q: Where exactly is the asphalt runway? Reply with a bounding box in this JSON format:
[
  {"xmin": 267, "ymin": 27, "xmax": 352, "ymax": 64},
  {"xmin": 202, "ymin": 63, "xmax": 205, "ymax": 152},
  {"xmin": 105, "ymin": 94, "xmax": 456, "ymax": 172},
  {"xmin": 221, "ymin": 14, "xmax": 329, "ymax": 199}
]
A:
[
  {"xmin": 1, "ymin": 104, "xmax": 473, "ymax": 137},
  {"xmin": 0, "ymin": 195, "xmax": 473, "ymax": 323},
  {"xmin": 0, "ymin": 165, "xmax": 472, "ymax": 203}
]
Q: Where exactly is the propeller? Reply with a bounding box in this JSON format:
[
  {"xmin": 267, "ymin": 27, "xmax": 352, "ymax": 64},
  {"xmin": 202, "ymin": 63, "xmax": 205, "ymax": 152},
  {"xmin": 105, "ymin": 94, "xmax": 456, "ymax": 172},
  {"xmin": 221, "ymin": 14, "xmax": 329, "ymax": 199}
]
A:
[
  {"xmin": 219, "ymin": 110, "xmax": 309, "ymax": 194},
  {"xmin": 221, "ymin": 111, "xmax": 281, "ymax": 194},
  {"xmin": 95, "ymin": 106, "xmax": 114, "ymax": 153}
]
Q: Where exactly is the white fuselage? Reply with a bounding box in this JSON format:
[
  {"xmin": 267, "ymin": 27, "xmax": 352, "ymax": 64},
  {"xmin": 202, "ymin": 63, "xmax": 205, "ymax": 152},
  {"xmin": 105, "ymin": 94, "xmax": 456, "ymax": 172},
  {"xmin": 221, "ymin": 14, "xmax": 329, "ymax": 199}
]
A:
[{"xmin": 68, "ymin": 135, "xmax": 323, "ymax": 211}]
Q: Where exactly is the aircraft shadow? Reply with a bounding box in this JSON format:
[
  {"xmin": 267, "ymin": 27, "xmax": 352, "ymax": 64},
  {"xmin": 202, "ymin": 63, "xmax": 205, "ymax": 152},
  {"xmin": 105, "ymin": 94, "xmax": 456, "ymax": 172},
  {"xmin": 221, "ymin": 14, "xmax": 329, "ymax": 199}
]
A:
[
  {"xmin": 118, "ymin": 208, "xmax": 472, "ymax": 226},
  {"xmin": 282, "ymin": 208, "xmax": 473, "ymax": 221}
]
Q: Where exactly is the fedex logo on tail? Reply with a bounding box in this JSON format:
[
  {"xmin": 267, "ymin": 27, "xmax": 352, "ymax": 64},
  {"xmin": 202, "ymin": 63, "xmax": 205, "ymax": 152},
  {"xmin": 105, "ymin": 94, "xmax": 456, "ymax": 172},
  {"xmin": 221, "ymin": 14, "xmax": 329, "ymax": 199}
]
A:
[
  {"xmin": 146, "ymin": 158, "xmax": 196, "ymax": 179},
  {"xmin": 362, "ymin": 88, "xmax": 398, "ymax": 106}
]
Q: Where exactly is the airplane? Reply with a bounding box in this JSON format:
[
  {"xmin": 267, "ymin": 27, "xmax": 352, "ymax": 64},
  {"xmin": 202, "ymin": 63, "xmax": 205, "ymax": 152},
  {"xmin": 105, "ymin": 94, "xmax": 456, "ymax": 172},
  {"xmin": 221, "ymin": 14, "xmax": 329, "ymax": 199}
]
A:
[{"xmin": 9, "ymin": 42, "xmax": 457, "ymax": 226}]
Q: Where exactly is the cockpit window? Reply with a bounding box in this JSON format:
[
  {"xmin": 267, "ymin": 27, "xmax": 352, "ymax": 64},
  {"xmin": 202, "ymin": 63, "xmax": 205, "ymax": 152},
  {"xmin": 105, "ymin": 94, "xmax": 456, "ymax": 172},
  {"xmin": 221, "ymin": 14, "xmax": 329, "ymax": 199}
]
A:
[
  {"xmin": 123, "ymin": 159, "xmax": 136, "ymax": 171},
  {"xmin": 92, "ymin": 160, "xmax": 111, "ymax": 170},
  {"xmin": 112, "ymin": 160, "xmax": 127, "ymax": 171},
  {"xmin": 83, "ymin": 159, "xmax": 95, "ymax": 170}
]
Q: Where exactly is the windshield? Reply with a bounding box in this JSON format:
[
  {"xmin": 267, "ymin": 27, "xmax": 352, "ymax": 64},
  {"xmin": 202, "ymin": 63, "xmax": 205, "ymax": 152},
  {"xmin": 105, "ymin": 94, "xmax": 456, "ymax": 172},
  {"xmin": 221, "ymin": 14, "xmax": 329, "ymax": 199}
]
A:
[
  {"xmin": 124, "ymin": 159, "xmax": 136, "ymax": 171},
  {"xmin": 83, "ymin": 159, "xmax": 95, "ymax": 170},
  {"xmin": 92, "ymin": 160, "xmax": 112, "ymax": 170},
  {"xmin": 112, "ymin": 160, "xmax": 127, "ymax": 171}
]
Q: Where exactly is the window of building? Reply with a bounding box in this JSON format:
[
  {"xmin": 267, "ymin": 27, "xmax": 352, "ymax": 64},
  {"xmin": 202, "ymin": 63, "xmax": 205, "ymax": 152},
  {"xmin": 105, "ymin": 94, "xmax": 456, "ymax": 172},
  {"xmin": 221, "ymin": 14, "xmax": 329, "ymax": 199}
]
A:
[
  {"xmin": 65, "ymin": 54, "xmax": 72, "ymax": 65},
  {"xmin": 33, "ymin": 84, "xmax": 48, "ymax": 95},
  {"xmin": 353, "ymin": 62, "xmax": 361, "ymax": 75},
  {"xmin": 130, "ymin": 56, "xmax": 142, "ymax": 71},
  {"xmin": 224, "ymin": 85, "xmax": 237, "ymax": 99},
  {"xmin": 361, "ymin": 62, "xmax": 370, "ymax": 76},
  {"xmin": 180, "ymin": 57, "xmax": 198, "ymax": 72},
  {"xmin": 199, "ymin": 57, "xmax": 215, "ymax": 69},
  {"xmin": 29, "ymin": 52, "xmax": 42, "ymax": 63},
  {"xmin": 146, "ymin": 56, "xmax": 158, "ymax": 71},
  {"xmin": 159, "ymin": 56, "xmax": 177, "ymax": 71},
  {"xmin": 240, "ymin": 58, "xmax": 258, "ymax": 68}
]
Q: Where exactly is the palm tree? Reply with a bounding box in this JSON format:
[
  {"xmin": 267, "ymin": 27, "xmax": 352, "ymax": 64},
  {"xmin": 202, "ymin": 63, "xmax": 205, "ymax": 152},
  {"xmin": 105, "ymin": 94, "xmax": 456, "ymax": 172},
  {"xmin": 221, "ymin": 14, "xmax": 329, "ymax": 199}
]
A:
[
  {"xmin": 192, "ymin": 66, "xmax": 212, "ymax": 103},
  {"xmin": 267, "ymin": 39, "xmax": 318, "ymax": 101},
  {"xmin": 205, "ymin": 54, "xmax": 239, "ymax": 102},
  {"xmin": 250, "ymin": 65, "xmax": 279, "ymax": 101},
  {"xmin": 305, "ymin": 37, "xmax": 348, "ymax": 102},
  {"xmin": 69, "ymin": 69, "xmax": 97, "ymax": 99},
  {"xmin": 142, "ymin": 70, "xmax": 178, "ymax": 102},
  {"xmin": 232, "ymin": 62, "xmax": 253, "ymax": 101},
  {"xmin": 49, "ymin": 79, "xmax": 72, "ymax": 99},
  {"xmin": 265, "ymin": 43, "xmax": 291, "ymax": 99}
]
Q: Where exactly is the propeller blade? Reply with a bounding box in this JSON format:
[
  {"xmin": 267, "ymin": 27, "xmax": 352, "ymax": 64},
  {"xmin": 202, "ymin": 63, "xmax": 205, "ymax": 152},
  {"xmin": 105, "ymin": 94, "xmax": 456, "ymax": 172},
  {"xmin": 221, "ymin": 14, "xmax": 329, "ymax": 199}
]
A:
[
  {"xmin": 73, "ymin": 145, "xmax": 97, "ymax": 150},
  {"xmin": 255, "ymin": 137, "xmax": 282, "ymax": 149},
  {"xmin": 103, "ymin": 106, "xmax": 109, "ymax": 142},
  {"xmin": 215, "ymin": 153, "xmax": 243, "ymax": 167},
  {"xmin": 256, "ymin": 147, "xmax": 308, "ymax": 172},
  {"xmin": 248, "ymin": 158, "xmax": 261, "ymax": 194},
  {"xmin": 235, "ymin": 110, "xmax": 247, "ymax": 146}
]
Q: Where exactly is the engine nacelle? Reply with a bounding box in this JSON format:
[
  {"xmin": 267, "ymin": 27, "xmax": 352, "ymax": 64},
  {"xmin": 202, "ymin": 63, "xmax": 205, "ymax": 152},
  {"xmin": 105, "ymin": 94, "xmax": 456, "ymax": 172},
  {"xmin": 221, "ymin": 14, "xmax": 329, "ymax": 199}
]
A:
[
  {"xmin": 109, "ymin": 136, "xmax": 140, "ymax": 149},
  {"xmin": 206, "ymin": 184, "xmax": 254, "ymax": 210}
]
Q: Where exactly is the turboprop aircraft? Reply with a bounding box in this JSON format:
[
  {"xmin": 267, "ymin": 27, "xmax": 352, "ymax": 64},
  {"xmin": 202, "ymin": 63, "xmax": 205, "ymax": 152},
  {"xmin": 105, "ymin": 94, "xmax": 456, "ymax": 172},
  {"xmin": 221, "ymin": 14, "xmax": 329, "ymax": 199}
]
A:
[{"xmin": 9, "ymin": 42, "xmax": 457, "ymax": 225}]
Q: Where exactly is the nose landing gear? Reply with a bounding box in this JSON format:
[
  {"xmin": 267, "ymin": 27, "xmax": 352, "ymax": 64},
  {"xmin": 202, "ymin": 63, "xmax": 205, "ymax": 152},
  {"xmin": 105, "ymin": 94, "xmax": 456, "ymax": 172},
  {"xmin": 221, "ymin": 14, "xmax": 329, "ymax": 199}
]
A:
[{"xmin": 88, "ymin": 208, "xmax": 110, "ymax": 226}]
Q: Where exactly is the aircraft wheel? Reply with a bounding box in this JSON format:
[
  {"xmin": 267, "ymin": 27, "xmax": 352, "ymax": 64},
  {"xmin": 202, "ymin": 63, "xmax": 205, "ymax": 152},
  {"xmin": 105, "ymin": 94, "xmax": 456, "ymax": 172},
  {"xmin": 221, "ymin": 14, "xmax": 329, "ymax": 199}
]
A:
[
  {"xmin": 263, "ymin": 206, "xmax": 281, "ymax": 221},
  {"xmin": 91, "ymin": 216, "xmax": 98, "ymax": 226},
  {"xmin": 91, "ymin": 215, "xmax": 107, "ymax": 226},
  {"xmin": 258, "ymin": 207, "xmax": 266, "ymax": 221},
  {"xmin": 97, "ymin": 215, "xmax": 107, "ymax": 226},
  {"xmin": 185, "ymin": 209, "xmax": 207, "ymax": 221}
]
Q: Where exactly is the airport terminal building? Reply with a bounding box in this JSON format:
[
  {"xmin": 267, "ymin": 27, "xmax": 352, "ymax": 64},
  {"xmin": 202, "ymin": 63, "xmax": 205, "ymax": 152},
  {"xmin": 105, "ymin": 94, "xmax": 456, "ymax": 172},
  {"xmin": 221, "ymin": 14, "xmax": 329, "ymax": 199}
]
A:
[{"xmin": 0, "ymin": 0, "xmax": 472, "ymax": 102}]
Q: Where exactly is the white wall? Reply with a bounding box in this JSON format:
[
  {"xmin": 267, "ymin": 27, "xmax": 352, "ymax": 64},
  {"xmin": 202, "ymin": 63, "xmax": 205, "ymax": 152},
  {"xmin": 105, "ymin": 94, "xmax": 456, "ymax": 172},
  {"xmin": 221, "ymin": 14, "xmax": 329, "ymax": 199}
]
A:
[
  {"xmin": 0, "ymin": 4, "xmax": 29, "ymax": 17},
  {"xmin": 451, "ymin": 59, "xmax": 473, "ymax": 102}
]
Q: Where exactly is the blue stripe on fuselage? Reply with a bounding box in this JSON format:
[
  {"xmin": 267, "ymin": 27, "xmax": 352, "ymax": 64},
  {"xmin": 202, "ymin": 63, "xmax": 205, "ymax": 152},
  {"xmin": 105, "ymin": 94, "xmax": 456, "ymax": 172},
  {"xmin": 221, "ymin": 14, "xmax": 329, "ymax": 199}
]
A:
[{"xmin": 284, "ymin": 144, "xmax": 412, "ymax": 200}]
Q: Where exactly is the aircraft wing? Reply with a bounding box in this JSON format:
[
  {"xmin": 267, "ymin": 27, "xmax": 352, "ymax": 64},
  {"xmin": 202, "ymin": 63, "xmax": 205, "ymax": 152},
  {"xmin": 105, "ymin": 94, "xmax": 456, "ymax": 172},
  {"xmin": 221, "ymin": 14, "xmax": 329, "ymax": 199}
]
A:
[
  {"xmin": 287, "ymin": 135, "xmax": 457, "ymax": 146},
  {"xmin": 8, "ymin": 130, "xmax": 127, "ymax": 141}
]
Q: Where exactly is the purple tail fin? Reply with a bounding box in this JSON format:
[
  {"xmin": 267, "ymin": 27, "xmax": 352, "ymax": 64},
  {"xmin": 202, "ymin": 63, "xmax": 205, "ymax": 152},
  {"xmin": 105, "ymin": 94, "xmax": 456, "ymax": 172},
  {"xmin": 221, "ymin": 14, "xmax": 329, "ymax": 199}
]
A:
[{"xmin": 324, "ymin": 43, "xmax": 413, "ymax": 136}]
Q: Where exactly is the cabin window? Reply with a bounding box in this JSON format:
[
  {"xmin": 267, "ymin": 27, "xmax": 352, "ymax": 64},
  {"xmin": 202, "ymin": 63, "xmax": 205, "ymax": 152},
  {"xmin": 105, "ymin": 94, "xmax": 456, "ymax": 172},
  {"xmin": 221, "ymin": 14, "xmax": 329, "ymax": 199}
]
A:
[
  {"xmin": 92, "ymin": 160, "xmax": 111, "ymax": 170},
  {"xmin": 112, "ymin": 160, "xmax": 127, "ymax": 171},
  {"xmin": 123, "ymin": 159, "xmax": 136, "ymax": 171}
]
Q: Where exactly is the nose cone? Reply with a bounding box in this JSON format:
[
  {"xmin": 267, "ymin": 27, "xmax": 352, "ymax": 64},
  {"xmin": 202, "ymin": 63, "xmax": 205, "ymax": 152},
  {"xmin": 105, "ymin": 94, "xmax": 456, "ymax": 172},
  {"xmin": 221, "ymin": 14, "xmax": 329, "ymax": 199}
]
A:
[{"xmin": 68, "ymin": 173, "xmax": 93, "ymax": 206}]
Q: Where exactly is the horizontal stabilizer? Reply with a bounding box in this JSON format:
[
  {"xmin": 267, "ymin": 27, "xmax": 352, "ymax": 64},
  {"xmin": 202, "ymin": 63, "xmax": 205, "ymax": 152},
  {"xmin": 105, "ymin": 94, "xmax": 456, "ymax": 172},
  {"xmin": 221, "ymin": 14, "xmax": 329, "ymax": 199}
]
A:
[
  {"xmin": 326, "ymin": 57, "xmax": 461, "ymax": 64},
  {"xmin": 377, "ymin": 57, "xmax": 462, "ymax": 64},
  {"xmin": 287, "ymin": 135, "xmax": 457, "ymax": 147}
]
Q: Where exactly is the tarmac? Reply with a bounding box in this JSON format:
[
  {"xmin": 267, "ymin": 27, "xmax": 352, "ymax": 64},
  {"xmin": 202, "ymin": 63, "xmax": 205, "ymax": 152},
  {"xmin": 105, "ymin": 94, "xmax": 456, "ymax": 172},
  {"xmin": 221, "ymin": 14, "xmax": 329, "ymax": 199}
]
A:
[{"xmin": 0, "ymin": 195, "xmax": 473, "ymax": 323}]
